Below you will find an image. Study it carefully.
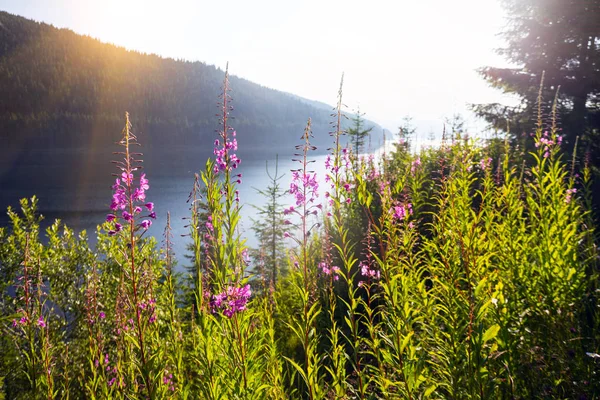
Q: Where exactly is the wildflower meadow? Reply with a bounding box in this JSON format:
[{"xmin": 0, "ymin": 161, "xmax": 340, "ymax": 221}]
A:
[{"xmin": 0, "ymin": 69, "xmax": 599, "ymax": 399}]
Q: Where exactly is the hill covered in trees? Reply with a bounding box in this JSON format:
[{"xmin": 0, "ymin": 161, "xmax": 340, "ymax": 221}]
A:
[{"xmin": 0, "ymin": 11, "xmax": 383, "ymax": 157}]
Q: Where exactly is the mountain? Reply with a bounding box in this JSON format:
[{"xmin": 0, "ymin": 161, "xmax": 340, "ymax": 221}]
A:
[{"xmin": 0, "ymin": 11, "xmax": 385, "ymax": 159}]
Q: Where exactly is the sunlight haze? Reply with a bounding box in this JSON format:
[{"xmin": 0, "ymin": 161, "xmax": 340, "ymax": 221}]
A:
[{"xmin": 0, "ymin": 0, "xmax": 514, "ymax": 136}]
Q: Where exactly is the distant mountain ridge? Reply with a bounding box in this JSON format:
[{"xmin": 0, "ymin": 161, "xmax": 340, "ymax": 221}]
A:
[{"xmin": 0, "ymin": 11, "xmax": 385, "ymax": 158}]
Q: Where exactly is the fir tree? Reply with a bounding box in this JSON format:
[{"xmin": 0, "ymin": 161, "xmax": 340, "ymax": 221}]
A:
[
  {"xmin": 250, "ymin": 156, "xmax": 288, "ymax": 289},
  {"xmin": 347, "ymin": 107, "xmax": 373, "ymax": 156}
]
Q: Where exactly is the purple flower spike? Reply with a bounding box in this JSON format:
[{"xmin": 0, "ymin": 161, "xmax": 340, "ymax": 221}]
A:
[
  {"xmin": 37, "ymin": 316, "xmax": 46, "ymax": 328},
  {"xmin": 145, "ymin": 202, "xmax": 154, "ymax": 211},
  {"xmin": 106, "ymin": 214, "xmax": 116, "ymax": 222},
  {"xmin": 122, "ymin": 211, "xmax": 133, "ymax": 222}
]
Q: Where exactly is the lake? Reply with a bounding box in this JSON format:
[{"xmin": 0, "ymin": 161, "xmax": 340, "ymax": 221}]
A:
[{"xmin": 0, "ymin": 141, "xmax": 396, "ymax": 270}]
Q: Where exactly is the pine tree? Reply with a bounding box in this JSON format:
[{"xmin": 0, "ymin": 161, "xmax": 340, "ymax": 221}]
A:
[
  {"xmin": 474, "ymin": 0, "xmax": 599, "ymax": 150},
  {"xmin": 250, "ymin": 156, "xmax": 288, "ymax": 289},
  {"xmin": 347, "ymin": 108, "xmax": 373, "ymax": 156}
]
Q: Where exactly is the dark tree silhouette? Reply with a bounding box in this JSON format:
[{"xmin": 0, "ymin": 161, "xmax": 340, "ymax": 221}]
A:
[{"xmin": 473, "ymin": 0, "xmax": 599, "ymax": 156}]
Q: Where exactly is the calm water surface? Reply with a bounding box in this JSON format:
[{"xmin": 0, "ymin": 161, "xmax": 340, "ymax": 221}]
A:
[{"xmin": 0, "ymin": 143, "xmax": 393, "ymax": 269}]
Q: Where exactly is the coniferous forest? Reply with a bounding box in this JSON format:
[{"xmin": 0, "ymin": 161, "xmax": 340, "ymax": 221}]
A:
[
  {"xmin": 1, "ymin": 2, "xmax": 600, "ymax": 399},
  {"xmin": 0, "ymin": 12, "xmax": 381, "ymax": 155}
]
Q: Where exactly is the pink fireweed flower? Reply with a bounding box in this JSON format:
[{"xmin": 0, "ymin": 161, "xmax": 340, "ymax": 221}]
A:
[
  {"xmin": 108, "ymin": 222, "xmax": 123, "ymax": 236},
  {"xmin": 289, "ymin": 172, "xmax": 319, "ymax": 207},
  {"xmin": 121, "ymin": 172, "xmax": 133, "ymax": 185},
  {"xmin": 535, "ymin": 131, "xmax": 558, "ymax": 157},
  {"xmin": 213, "ymin": 132, "xmax": 241, "ymax": 173},
  {"xmin": 392, "ymin": 203, "xmax": 412, "ymax": 221},
  {"xmin": 107, "ymin": 136, "xmax": 154, "ymax": 235},
  {"xmin": 111, "ymin": 190, "xmax": 127, "ymax": 211},
  {"xmin": 37, "ymin": 316, "xmax": 46, "ymax": 328},
  {"xmin": 411, "ymin": 157, "xmax": 421, "ymax": 174},
  {"xmin": 206, "ymin": 216, "xmax": 214, "ymax": 232},
  {"xmin": 319, "ymin": 262, "xmax": 340, "ymax": 281},
  {"xmin": 133, "ymin": 188, "xmax": 146, "ymax": 202},
  {"xmin": 211, "ymin": 284, "xmax": 252, "ymax": 318},
  {"xmin": 479, "ymin": 157, "xmax": 492, "ymax": 170},
  {"xmin": 140, "ymin": 220, "xmax": 152, "ymax": 230},
  {"xmin": 139, "ymin": 173, "xmax": 150, "ymax": 190},
  {"xmin": 360, "ymin": 262, "xmax": 381, "ymax": 280}
]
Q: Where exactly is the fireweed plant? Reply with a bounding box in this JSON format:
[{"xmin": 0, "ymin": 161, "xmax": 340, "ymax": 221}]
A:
[
  {"xmin": 282, "ymin": 118, "xmax": 326, "ymax": 400},
  {"xmin": 186, "ymin": 65, "xmax": 285, "ymax": 399},
  {"xmin": 322, "ymin": 76, "xmax": 369, "ymax": 397},
  {"xmin": 1, "ymin": 73, "xmax": 599, "ymax": 399},
  {"xmin": 101, "ymin": 112, "xmax": 165, "ymax": 399}
]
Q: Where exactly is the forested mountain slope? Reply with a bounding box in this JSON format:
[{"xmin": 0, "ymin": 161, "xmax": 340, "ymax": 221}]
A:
[{"xmin": 0, "ymin": 11, "xmax": 383, "ymax": 156}]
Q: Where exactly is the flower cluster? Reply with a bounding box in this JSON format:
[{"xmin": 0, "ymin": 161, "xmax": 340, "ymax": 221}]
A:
[
  {"xmin": 319, "ymin": 262, "xmax": 340, "ymax": 281},
  {"xmin": 535, "ymin": 131, "xmax": 562, "ymax": 158},
  {"xmin": 11, "ymin": 312, "xmax": 44, "ymax": 328},
  {"xmin": 392, "ymin": 203, "xmax": 413, "ymax": 221},
  {"xmin": 163, "ymin": 370, "xmax": 175, "ymax": 392},
  {"xmin": 411, "ymin": 157, "xmax": 422, "ymax": 174},
  {"xmin": 211, "ymin": 284, "xmax": 252, "ymax": 318},
  {"xmin": 138, "ymin": 298, "xmax": 157, "ymax": 324},
  {"xmin": 324, "ymin": 147, "xmax": 353, "ymax": 205},
  {"xmin": 106, "ymin": 172, "xmax": 156, "ymax": 235},
  {"xmin": 289, "ymin": 170, "xmax": 319, "ymax": 208},
  {"xmin": 213, "ymin": 133, "xmax": 241, "ymax": 173},
  {"xmin": 100, "ymin": 354, "xmax": 121, "ymax": 389},
  {"xmin": 359, "ymin": 261, "xmax": 381, "ymax": 285},
  {"xmin": 479, "ymin": 157, "xmax": 492, "ymax": 171}
]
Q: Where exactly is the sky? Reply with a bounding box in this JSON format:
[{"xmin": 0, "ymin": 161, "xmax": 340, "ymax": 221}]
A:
[{"xmin": 0, "ymin": 0, "xmax": 516, "ymax": 139}]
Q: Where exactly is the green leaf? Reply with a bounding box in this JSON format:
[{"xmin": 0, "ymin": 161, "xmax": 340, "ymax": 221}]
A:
[{"xmin": 482, "ymin": 324, "xmax": 500, "ymax": 343}]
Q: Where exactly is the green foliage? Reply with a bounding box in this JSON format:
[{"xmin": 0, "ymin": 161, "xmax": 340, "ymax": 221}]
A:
[
  {"xmin": 1, "ymin": 73, "xmax": 598, "ymax": 399},
  {"xmin": 474, "ymin": 0, "xmax": 600, "ymax": 174}
]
